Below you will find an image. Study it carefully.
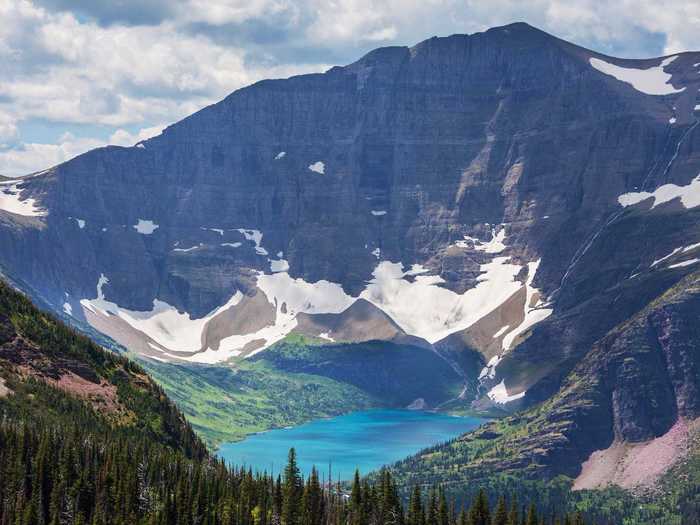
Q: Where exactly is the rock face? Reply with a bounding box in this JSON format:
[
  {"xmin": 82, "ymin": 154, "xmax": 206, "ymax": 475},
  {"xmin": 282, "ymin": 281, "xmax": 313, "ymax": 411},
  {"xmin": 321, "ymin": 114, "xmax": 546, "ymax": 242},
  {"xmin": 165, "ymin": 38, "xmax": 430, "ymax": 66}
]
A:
[
  {"xmin": 1, "ymin": 22, "xmax": 700, "ymax": 479},
  {"xmin": 392, "ymin": 272, "xmax": 700, "ymax": 487}
]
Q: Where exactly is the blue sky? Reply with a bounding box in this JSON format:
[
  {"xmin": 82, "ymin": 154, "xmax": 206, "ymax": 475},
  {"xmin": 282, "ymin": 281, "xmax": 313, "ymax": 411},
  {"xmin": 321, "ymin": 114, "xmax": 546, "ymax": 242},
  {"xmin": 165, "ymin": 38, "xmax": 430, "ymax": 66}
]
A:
[{"xmin": 0, "ymin": 0, "xmax": 697, "ymax": 176}]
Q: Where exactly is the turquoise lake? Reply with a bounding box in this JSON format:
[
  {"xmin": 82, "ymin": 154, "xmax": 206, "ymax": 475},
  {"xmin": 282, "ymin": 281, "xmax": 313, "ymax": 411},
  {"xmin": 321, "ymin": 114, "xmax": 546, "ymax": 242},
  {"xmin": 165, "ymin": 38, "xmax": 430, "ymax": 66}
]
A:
[{"xmin": 217, "ymin": 409, "xmax": 485, "ymax": 481}]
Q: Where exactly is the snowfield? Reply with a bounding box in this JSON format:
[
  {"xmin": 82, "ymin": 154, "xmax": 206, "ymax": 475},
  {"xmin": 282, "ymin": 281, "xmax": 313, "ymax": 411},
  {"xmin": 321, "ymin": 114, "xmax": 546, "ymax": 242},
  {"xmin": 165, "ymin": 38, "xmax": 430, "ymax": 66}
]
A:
[
  {"xmin": 0, "ymin": 180, "xmax": 46, "ymax": 217},
  {"xmin": 80, "ymin": 224, "xmax": 554, "ymax": 365},
  {"xmin": 618, "ymin": 175, "xmax": 700, "ymax": 209},
  {"xmin": 589, "ymin": 55, "xmax": 684, "ymax": 96}
]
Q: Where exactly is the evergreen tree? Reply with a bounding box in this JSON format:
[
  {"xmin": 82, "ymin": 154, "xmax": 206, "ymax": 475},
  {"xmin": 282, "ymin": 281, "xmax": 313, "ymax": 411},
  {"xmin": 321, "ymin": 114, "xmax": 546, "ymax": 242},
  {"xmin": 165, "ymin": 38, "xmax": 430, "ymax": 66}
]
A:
[
  {"xmin": 507, "ymin": 496, "xmax": 519, "ymax": 525},
  {"xmin": 438, "ymin": 489, "xmax": 449, "ymax": 525},
  {"xmin": 525, "ymin": 504, "xmax": 538, "ymax": 525},
  {"xmin": 468, "ymin": 489, "xmax": 490, "ymax": 525},
  {"xmin": 282, "ymin": 449, "xmax": 302, "ymax": 525},
  {"xmin": 349, "ymin": 470, "xmax": 364, "ymax": 525},
  {"xmin": 426, "ymin": 487, "xmax": 438, "ymax": 525},
  {"xmin": 407, "ymin": 485, "xmax": 424, "ymax": 525},
  {"xmin": 492, "ymin": 496, "xmax": 507, "ymax": 525}
]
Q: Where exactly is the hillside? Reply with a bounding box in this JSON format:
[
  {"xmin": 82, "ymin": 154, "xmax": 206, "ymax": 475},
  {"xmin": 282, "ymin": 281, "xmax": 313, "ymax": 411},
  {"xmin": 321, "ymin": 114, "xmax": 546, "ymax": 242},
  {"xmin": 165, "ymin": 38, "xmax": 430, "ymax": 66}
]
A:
[
  {"xmin": 0, "ymin": 279, "xmax": 203, "ymax": 456},
  {"xmin": 387, "ymin": 269, "xmax": 700, "ymax": 522},
  {"xmin": 142, "ymin": 335, "xmax": 465, "ymax": 447},
  {"xmin": 0, "ymin": 278, "xmax": 593, "ymax": 524}
]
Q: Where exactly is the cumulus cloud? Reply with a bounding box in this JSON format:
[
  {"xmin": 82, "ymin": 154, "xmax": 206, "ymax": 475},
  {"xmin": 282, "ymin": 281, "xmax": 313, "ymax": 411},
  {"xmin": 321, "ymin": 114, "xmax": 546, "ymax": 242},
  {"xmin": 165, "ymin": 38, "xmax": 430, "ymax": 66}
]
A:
[
  {"xmin": 0, "ymin": 112, "xmax": 19, "ymax": 145},
  {"xmin": 1, "ymin": 0, "xmax": 698, "ymax": 176},
  {"xmin": 0, "ymin": 125, "xmax": 167, "ymax": 176},
  {"xmin": 0, "ymin": 132, "xmax": 103, "ymax": 176}
]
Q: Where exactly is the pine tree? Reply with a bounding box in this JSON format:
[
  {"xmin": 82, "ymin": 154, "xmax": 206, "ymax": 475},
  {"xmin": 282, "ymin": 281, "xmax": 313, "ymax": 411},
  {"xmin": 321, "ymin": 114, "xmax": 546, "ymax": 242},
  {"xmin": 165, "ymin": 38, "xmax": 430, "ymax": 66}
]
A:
[
  {"xmin": 302, "ymin": 468, "xmax": 322, "ymax": 525},
  {"xmin": 506, "ymin": 496, "xmax": 519, "ymax": 525},
  {"xmin": 438, "ymin": 489, "xmax": 449, "ymax": 525},
  {"xmin": 349, "ymin": 470, "xmax": 364, "ymax": 525},
  {"xmin": 281, "ymin": 449, "xmax": 302, "ymax": 525},
  {"xmin": 407, "ymin": 485, "xmax": 424, "ymax": 525},
  {"xmin": 426, "ymin": 487, "xmax": 438, "ymax": 525},
  {"xmin": 468, "ymin": 489, "xmax": 490, "ymax": 525},
  {"xmin": 491, "ymin": 496, "xmax": 507, "ymax": 525},
  {"xmin": 525, "ymin": 504, "xmax": 538, "ymax": 525}
]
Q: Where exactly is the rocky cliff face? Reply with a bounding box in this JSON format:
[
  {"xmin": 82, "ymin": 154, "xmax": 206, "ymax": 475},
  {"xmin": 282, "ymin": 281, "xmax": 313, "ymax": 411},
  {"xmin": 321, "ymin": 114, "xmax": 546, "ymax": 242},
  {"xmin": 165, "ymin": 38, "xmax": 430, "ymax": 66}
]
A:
[
  {"xmin": 1, "ymin": 22, "xmax": 700, "ymax": 478},
  {"xmin": 391, "ymin": 271, "xmax": 700, "ymax": 489}
]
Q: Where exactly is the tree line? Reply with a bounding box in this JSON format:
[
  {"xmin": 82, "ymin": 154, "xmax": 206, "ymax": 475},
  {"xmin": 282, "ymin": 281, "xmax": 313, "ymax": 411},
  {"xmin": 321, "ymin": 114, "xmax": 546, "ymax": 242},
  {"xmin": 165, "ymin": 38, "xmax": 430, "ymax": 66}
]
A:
[{"xmin": 0, "ymin": 413, "xmax": 586, "ymax": 525}]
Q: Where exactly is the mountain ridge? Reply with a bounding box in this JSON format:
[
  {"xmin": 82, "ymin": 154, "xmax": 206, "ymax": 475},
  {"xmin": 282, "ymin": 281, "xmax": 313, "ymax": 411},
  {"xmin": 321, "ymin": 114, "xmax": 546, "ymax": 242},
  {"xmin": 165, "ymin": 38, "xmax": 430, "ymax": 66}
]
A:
[{"xmin": 1, "ymin": 21, "xmax": 700, "ymax": 493}]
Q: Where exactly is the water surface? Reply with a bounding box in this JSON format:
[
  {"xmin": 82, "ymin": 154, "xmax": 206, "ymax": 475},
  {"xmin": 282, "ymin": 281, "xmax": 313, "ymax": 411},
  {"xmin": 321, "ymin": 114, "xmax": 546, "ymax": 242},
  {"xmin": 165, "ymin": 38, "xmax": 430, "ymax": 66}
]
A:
[{"xmin": 218, "ymin": 409, "xmax": 485, "ymax": 480}]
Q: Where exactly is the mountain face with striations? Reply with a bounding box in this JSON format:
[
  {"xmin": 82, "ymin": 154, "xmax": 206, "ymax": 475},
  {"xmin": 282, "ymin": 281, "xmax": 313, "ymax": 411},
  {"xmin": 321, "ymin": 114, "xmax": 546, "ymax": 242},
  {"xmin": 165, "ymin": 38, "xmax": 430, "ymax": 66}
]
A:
[{"xmin": 1, "ymin": 22, "xmax": 700, "ymax": 487}]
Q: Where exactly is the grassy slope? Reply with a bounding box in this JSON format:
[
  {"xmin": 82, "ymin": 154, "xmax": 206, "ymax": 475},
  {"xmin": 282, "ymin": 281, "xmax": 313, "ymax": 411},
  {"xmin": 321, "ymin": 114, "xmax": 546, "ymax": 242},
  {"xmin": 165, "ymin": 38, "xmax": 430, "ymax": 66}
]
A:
[
  {"xmin": 140, "ymin": 334, "xmax": 464, "ymax": 448},
  {"xmin": 0, "ymin": 279, "xmax": 206, "ymax": 458},
  {"xmin": 140, "ymin": 356, "xmax": 378, "ymax": 447}
]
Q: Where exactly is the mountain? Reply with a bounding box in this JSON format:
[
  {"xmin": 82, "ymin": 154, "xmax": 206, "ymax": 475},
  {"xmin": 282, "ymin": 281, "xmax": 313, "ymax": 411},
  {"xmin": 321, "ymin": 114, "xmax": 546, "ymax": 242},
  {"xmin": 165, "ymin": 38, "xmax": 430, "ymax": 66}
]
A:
[
  {"xmin": 0, "ymin": 277, "xmax": 593, "ymax": 524},
  {"xmin": 1, "ymin": 21, "xmax": 700, "ymax": 491}
]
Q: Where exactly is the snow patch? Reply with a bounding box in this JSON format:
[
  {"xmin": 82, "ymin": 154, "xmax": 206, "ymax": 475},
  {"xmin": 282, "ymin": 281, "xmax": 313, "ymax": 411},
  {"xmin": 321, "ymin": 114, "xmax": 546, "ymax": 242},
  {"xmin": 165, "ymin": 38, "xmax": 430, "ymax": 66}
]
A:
[
  {"xmin": 650, "ymin": 244, "xmax": 700, "ymax": 269},
  {"xmin": 173, "ymin": 244, "xmax": 202, "ymax": 253},
  {"xmin": 492, "ymin": 325, "xmax": 511, "ymax": 339},
  {"xmin": 371, "ymin": 210, "xmax": 387, "ymax": 216},
  {"xmin": 270, "ymin": 259, "xmax": 290, "ymax": 273},
  {"xmin": 257, "ymin": 272, "xmax": 354, "ymax": 317},
  {"xmin": 478, "ymin": 354, "xmax": 502, "ymax": 380},
  {"xmin": 308, "ymin": 161, "xmax": 325, "ymax": 174},
  {"xmin": 62, "ymin": 302, "xmax": 73, "ymax": 316},
  {"xmin": 221, "ymin": 242, "xmax": 242, "ymax": 248},
  {"xmin": 683, "ymin": 242, "xmax": 700, "ymax": 253},
  {"xmin": 275, "ymin": 151, "xmax": 286, "ymax": 160},
  {"xmin": 237, "ymin": 228, "xmax": 268, "ymax": 255},
  {"xmin": 618, "ymin": 175, "xmax": 700, "ymax": 209},
  {"xmin": 589, "ymin": 55, "xmax": 684, "ymax": 96},
  {"xmin": 652, "ymin": 247, "xmax": 683, "ymax": 267},
  {"xmin": 191, "ymin": 271, "xmax": 355, "ymax": 362},
  {"xmin": 669, "ymin": 258, "xmax": 700, "ymax": 269},
  {"xmin": 501, "ymin": 260, "xmax": 553, "ymax": 350},
  {"xmin": 81, "ymin": 274, "xmax": 243, "ymax": 353},
  {"xmin": 456, "ymin": 227, "xmax": 507, "ymax": 253},
  {"xmin": 487, "ymin": 380, "xmax": 525, "ymax": 404},
  {"xmin": 0, "ymin": 180, "xmax": 46, "ymax": 217},
  {"xmin": 359, "ymin": 256, "xmax": 523, "ymax": 343},
  {"xmin": 75, "ymin": 218, "xmax": 86, "ymax": 229},
  {"xmin": 134, "ymin": 219, "xmax": 159, "ymax": 235},
  {"xmin": 371, "ymin": 248, "xmax": 381, "ymax": 259},
  {"xmin": 318, "ymin": 332, "xmax": 335, "ymax": 342}
]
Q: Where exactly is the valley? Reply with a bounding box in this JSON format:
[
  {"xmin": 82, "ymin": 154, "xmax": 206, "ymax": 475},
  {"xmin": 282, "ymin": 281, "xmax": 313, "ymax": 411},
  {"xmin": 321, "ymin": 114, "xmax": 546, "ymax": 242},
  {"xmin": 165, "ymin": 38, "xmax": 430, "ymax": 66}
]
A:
[{"xmin": 1, "ymin": 19, "xmax": 700, "ymax": 524}]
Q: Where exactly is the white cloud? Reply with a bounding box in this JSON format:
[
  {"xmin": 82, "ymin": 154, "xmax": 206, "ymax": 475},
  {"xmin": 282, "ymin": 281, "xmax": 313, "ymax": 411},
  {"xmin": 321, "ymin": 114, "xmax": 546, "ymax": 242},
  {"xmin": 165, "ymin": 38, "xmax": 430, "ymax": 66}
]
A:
[
  {"xmin": 180, "ymin": 0, "xmax": 295, "ymax": 25},
  {"xmin": 0, "ymin": 132, "xmax": 103, "ymax": 176},
  {"xmin": 0, "ymin": 112, "xmax": 18, "ymax": 145},
  {"xmin": 109, "ymin": 125, "xmax": 165, "ymax": 146},
  {"xmin": 0, "ymin": 125, "xmax": 164, "ymax": 176}
]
